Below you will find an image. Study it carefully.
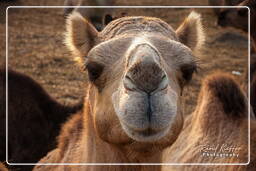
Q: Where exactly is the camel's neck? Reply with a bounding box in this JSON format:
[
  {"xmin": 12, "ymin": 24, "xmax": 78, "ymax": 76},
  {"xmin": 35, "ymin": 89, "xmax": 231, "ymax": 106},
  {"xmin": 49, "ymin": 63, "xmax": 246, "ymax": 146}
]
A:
[{"xmin": 79, "ymin": 86, "xmax": 162, "ymax": 171}]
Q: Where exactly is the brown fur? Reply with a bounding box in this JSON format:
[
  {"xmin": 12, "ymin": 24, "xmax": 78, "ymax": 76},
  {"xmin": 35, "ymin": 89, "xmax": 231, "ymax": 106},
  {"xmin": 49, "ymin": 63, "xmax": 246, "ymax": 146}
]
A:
[
  {"xmin": 34, "ymin": 97, "xmax": 157, "ymax": 171},
  {"xmin": 176, "ymin": 11, "xmax": 205, "ymax": 52},
  {"xmin": 206, "ymin": 73, "xmax": 246, "ymax": 116},
  {"xmin": 0, "ymin": 163, "xmax": 8, "ymax": 171},
  {"xmin": 162, "ymin": 72, "xmax": 255, "ymax": 170},
  {"xmin": 0, "ymin": 68, "xmax": 83, "ymax": 171},
  {"xmin": 33, "ymin": 12, "xmax": 204, "ymax": 171}
]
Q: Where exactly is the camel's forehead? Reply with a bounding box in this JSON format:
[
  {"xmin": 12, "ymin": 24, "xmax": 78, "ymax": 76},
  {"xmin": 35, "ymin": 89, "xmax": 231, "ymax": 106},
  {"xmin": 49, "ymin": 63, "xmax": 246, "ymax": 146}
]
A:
[
  {"xmin": 100, "ymin": 16, "xmax": 178, "ymax": 41},
  {"xmin": 87, "ymin": 34, "xmax": 193, "ymax": 68}
]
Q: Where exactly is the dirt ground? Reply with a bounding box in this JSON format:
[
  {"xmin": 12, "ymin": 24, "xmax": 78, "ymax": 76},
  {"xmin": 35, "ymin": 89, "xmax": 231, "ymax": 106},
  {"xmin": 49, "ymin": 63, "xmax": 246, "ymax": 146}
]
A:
[{"xmin": 0, "ymin": 0, "xmax": 248, "ymax": 117}]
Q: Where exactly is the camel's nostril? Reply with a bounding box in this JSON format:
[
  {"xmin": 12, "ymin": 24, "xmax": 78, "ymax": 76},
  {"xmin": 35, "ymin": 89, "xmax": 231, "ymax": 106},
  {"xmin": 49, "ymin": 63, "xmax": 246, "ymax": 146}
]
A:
[
  {"xmin": 125, "ymin": 75, "xmax": 133, "ymax": 82},
  {"xmin": 125, "ymin": 43, "xmax": 168, "ymax": 93},
  {"xmin": 160, "ymin": 75, "xmax": 168, "ymax": 87},
  {"xmin": 154, "ymin": 74, "xmax": 168, "ymax": 92},
  {"xmin": 161, "ymin": 74, "xmax": 166, "ymax": 80},
  {"xmin": 123, "ymin": 72, "xmax": 168, "ymax": 94},
  {"xmin": 123, "ymin": 75, "xmax": 138, "ymax": 92}
]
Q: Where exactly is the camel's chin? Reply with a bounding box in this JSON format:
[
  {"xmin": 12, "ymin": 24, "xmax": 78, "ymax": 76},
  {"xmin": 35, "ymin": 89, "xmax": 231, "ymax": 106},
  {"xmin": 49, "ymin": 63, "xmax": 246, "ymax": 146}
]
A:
[{"xmin": 121, "ymin": 122, "xmax": 171, "ymax": 142}]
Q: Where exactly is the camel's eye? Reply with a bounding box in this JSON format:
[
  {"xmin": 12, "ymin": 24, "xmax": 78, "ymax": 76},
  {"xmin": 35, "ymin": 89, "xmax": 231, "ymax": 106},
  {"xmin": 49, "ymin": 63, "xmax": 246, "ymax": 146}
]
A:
[
  {"xmin": 86, "ymin": 61, "xmax": 104, "ymax": 82},
  {"xmin": 180, "ymin": 63, "xmax": 197, "ymax": 84}
]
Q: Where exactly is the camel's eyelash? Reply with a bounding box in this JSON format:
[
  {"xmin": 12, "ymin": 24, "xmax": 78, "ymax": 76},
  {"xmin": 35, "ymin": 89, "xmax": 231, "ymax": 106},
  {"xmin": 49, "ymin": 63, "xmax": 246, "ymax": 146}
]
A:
[
  {"xmin": 179, "ymin": 60, "xmax": 200, "ymax": 83},
  {"xmin": 85, "ymin": 61, "xmax": 104, "ymax": 82}
]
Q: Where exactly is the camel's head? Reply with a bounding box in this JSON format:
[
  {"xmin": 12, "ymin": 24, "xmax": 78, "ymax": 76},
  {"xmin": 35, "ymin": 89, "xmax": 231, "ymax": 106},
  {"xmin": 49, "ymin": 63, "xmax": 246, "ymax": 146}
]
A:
[
  {"xmin": 217, "ymin": 2, "xmax": 250, "ymax": 32},
  {"xmin": 63, "ymin": 0, "xmax": 116, "ymax": 31},
  {"xmin": 65, "ymin": 11, "xmax": 204, "ymax": 150}
]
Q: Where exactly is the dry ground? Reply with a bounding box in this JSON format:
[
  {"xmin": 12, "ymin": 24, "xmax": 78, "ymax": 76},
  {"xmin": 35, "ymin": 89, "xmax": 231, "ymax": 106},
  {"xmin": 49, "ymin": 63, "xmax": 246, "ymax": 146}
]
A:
[{"xmin": 0, "ymin": 1, "xmax": 248, "ymax": 121}]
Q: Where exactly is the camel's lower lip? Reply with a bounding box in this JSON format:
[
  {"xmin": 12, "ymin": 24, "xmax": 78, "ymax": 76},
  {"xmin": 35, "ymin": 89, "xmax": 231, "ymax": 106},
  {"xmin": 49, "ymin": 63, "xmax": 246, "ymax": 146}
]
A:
[{"xmin": 121, "ymin": 122, "xmax": 170, "ymax": 142}]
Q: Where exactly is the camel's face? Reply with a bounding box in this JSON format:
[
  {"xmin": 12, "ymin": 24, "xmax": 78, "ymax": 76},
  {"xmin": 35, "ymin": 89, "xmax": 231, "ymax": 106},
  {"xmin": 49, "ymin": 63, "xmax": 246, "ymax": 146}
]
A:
[
  {"xmin": 112, "ymin": 37, "xmax": 195, "ymax": 142},
  {"xmin": 66, "ymin": 12, "xmax": 204, "ymax": 147},
  {"xmin": 86, "ymin": 34, "xmax": 196, "ymax": 142}
]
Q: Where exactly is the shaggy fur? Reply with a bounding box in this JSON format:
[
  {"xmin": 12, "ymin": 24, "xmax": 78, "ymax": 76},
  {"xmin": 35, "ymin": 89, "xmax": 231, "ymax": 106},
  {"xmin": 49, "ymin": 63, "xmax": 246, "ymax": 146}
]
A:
[
  {"xmin": 33, "ymin": 12, "xmax": 204, "ymax": 171},
  {"xmin": 176, "ymin": 11, "xmax": 205, "ymax": 52},
  {"xmin": 65, "ymin": 12, "xmax": 100, "ymax": 59},
  {"xmin": 162, "ymin": 72, "xmax": 255, "ymax": 170},
  {"xmin": 0, "ymin": 68, "xmax": 83, "ymax": 171}
]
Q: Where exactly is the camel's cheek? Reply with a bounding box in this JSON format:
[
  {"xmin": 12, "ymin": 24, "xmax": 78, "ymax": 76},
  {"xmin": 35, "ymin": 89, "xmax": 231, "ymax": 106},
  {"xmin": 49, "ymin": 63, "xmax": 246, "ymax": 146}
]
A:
[
  {"xmin": 112, "ymin": 89, "xmax": 150, "ymax": 130},
  {"xmin": 163, "ymin": 101, "xmax": 184, "ymax": 146},
  {"xmin": 93, "ymin": 95, "xmax": 132, "ymax": 144}
]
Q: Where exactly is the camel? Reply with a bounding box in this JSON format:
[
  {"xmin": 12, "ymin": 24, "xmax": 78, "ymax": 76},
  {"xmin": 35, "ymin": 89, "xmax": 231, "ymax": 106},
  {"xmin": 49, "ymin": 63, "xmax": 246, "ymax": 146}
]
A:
[
  {"xmin": 63, "ymin": 0, "xmax": 116, "ymax": 31},
  {"xmin": 216, "ymin": 0, "xmax": 256, "ymax": 117},
  {"xmin": 217, "ymin": 0, "xmax": 256, "ymax": 52},
  {"xmin": 33, "ymin": 11, "xmax": 205, "ymax": 171},
  {"xmin": 162, "ymin": 72, "xmax": 256, "ymax": 170},
  {"xmin": 0, "ymin": 68, "xmax": 83, "ymax": 171},
  {"xmin": 208, "ymin": 0, "xmax": 244, "ymax": 16}
]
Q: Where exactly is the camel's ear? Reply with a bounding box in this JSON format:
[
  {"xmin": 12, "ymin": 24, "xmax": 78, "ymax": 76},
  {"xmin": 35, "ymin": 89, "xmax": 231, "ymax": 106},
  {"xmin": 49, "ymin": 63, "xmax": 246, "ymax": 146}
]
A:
[
  {"xmin": 176, "ymin": 11, "xmax": 205, "ymax": 51},
  {"xmin": 65, "ymin": 12, "xmax": 99, "ymax": 60},
  {"xmin": 103, "ymin": 14, "xmax": 114, "ymax": 26}
]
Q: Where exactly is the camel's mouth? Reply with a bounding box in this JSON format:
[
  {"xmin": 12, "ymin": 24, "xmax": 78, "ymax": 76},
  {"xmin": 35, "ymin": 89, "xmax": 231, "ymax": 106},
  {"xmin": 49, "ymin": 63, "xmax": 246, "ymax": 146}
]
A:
[
  {"xmin": 121, "ymin": 121, "xmax": 171, "ymax": 142},
  {"xmin": 112, "ymin": 85, "xmax": 178, "ymax": 142}
]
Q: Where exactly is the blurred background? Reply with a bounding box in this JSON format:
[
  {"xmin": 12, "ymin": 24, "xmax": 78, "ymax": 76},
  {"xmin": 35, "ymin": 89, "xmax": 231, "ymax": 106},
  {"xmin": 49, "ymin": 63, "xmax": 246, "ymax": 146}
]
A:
[{"xmin": 0, "ymin": 0, "xmax": 248, "ymax": 117}]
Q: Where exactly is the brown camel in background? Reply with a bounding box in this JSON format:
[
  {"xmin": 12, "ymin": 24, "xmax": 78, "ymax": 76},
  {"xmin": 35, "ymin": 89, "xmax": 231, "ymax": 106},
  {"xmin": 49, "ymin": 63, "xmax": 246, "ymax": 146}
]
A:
[
  {"xmin": 63, "ymin": 0, "xmax": 126, "ymax": 31},
  {"xmin": 217, "ymin": 0, "xmax": 256, "ymax": 52},
  {"xmin": 216, "ymin": 0, "xmax": 256, "ymax": 116},
  {"xmin": 208, "ymin": 0, "xmax": 244, "ymax": 16},
  {"xmin": 0, "ymin": 68, "xmax": 83, "ymax": 171},
  {"xmin": 163, "ymin": 72, "xmax": 256, "ymax": 170}
]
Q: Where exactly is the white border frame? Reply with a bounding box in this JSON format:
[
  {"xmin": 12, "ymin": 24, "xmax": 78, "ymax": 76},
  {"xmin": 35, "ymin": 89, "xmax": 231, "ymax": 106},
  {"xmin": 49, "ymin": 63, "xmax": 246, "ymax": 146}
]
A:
[{"xmin": 6, "ymin": 6, "xmax": 251, "ymax": 166}]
